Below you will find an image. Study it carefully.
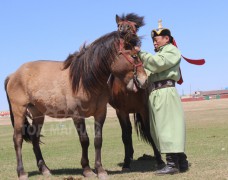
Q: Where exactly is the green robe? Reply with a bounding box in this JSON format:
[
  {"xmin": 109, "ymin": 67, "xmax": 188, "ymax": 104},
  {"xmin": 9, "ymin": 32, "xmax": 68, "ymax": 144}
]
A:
[{"xmin": 138, "ymin": 43, "xmax": 186, "ymax": 153}]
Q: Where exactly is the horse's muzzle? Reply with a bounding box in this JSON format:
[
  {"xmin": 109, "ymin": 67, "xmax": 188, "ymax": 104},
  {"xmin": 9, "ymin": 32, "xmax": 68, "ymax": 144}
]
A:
[
  {"xmin": 126, "ymin": 77, "xmax": 148, "ymax": 92},
  {"xmin": 134, "ymin": 76, "xmax": 148, "ymax": 89},
  {"xmin": 126, "ymin": 79, "xmax": 138, "ymax": 92}
]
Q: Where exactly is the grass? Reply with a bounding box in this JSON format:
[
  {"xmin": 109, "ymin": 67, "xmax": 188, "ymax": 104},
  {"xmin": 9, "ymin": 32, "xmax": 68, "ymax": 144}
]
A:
[{"xmin": 0, "ymin": 99, "xmax": 228, "ymax": 180}]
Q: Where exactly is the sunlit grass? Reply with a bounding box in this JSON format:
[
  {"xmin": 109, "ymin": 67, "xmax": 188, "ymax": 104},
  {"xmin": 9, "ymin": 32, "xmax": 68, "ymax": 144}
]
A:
[{"xmin": 1, "ymin": 100, "xmax": 228, "ymax": 180}]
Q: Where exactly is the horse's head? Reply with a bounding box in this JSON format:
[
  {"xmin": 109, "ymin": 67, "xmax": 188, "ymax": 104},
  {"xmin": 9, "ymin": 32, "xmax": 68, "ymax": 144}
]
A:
[
  {"xmin": 116, "ymin": 13, "xmax": 145, "ymax": 36},
  {"xmin": 110, "ymin": 38, "xmax": 147, "ymax": 92},
  {"xmin": 63, "ymin": 31, "xmax": 147, "ymax": 95},
  {"xmin": 113, "ymin": 14, "xmax": 147, "ymax": 92}
]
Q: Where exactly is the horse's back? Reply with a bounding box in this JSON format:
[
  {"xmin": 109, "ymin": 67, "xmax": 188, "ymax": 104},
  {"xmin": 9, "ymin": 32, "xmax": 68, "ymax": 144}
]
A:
[
  {"xmin": 8, "ymin": 60, "xmax": 64, "ymax": 88},
  {"xmin": 16, "ymin": 60, "xmax": 63, "ymax": 77},
  {"xmin": 6, "ymin": 60, "xmax": 69, "ymax": 106}
]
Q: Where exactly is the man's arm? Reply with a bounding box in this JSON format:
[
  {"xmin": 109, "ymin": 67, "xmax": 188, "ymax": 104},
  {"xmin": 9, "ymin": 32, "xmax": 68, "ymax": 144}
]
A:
[{"xmin": 138, "ymin": 45, "xmax": 181, "ymax": 74}]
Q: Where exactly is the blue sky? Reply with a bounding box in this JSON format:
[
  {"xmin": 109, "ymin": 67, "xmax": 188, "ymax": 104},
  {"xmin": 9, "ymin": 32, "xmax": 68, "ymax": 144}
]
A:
[{"xmin": 1, "ymin": 1, "xmax": 228, "ymax": 110}]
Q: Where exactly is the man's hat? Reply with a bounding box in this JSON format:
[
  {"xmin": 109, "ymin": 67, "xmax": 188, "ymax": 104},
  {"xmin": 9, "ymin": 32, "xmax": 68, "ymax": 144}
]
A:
[
  {"xmin": 151, "ymin": 19, "xmax": 171, "ymax": 38},
  {"xmin": 151, "ymin": 19, "xmax": 206, "ymax": 85}
]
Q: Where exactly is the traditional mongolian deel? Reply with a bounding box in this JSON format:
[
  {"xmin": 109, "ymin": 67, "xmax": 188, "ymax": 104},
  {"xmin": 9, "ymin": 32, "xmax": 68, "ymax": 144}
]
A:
[{"xmin": 138, "ymin": 43, "xmax": 185, "ymax": 153}]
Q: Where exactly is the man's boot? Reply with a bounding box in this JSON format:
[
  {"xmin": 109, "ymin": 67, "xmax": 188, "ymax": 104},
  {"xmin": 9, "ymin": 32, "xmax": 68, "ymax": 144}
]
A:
[
  {"xmin": 155, "ymin": 153, "xmax": 179, "ymax": 175},
  {"xmin": 178, "ymin": 153, "xmax": 189, "ymax": 172}
]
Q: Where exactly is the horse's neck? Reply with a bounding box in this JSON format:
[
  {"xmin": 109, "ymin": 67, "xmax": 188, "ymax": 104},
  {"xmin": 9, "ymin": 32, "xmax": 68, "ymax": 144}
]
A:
[{"xmin": 110, "ymin": 77, "xmax": 127, "ymax": 94}]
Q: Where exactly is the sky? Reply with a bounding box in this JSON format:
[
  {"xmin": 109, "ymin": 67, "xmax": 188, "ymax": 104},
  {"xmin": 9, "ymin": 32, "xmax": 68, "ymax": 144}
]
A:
[{"xmin": 1, "ymin": 0, "xmax": 228, "ymax": 110}]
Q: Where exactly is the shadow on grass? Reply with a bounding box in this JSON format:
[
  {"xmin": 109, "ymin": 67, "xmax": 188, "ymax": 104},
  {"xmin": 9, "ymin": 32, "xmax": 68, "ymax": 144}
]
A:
[
  {"xmin": 108, "ymin": 154, "xmax": 158, "ymax": 175},
  {"xmin": 28, "ymin": 168, "xmax": 83, "ymax": 177},
  {"xmin": 28, "ymin": 155, "xmax": 158, "ymax": 177}
]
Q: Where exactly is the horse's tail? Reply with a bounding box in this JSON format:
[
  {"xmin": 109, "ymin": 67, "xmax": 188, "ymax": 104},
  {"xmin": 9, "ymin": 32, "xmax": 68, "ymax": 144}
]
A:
[
  {"xmin": 4, "ymin": 76, "xmax": 14, "ymax": 127},
  {"xmin": 22, "ymin": 117, "xmax": 33, "ymax": 143},
  {"xmin": 133, "ymin": 112, "xmax": 153, "ymax": 146},
  {"xmin": 4, "ymin": 76, "xmax": 32, "ymax": 143}
]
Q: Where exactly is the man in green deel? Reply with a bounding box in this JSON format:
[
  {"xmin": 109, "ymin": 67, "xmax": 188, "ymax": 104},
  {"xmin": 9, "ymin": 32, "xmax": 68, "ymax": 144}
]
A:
[{"xmin": 135, "ymin": 20, "xmax": 189, "ymax": 175}]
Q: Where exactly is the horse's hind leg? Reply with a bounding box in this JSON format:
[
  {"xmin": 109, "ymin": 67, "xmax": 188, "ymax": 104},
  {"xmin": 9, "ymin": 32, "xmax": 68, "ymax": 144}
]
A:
[
  {"xmin": 116, "ymin": 110, "xmax": 133, "ymax": 170},
  {"xmin": 73, "ymin": 118, "xmax": 96, "ymax": 178},
  {"xmin": 28, "ymin": 106, "xmax": 51, "ymax": 176},
  {"xmin": 11, "ymin": 104, "xmax": 29, "ymax": 180}
]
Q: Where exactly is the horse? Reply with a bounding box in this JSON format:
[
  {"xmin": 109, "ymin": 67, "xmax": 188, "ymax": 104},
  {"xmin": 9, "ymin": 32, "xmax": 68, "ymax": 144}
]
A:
[
  {"xmin": 4, "ymin": 29, "xmax": 148, "ymax": 180},
  {"xmin": 108, "ymin": 13, "xmax": 165, "ymax": 170}
]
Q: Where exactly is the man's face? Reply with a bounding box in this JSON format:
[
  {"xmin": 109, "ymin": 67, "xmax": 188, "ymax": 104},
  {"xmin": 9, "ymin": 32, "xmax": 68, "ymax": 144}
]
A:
[{"xmin": 153, "ymin": 35, "xmax": 170, "ymax": 51}]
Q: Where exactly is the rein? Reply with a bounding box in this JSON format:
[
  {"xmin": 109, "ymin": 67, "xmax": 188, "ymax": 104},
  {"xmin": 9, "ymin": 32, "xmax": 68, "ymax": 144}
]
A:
[
  {"xmin": 119, "ymin": 49, "xmax": 142, "ymax": 68},
  {"xmin": 118, "ymin": 38, "xmax": 142, "ymax": 67}
]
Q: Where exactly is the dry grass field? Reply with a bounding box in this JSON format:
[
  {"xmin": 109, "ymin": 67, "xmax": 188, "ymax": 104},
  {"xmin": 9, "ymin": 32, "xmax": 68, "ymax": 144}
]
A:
[{"xmin": 0, "ymin": 98, "xmax": 228, "ymax": 180}]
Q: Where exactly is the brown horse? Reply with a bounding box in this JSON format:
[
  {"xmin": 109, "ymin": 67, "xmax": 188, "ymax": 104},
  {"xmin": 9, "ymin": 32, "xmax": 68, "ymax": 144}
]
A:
[
  {"xmin": 109, "ymin": 13, "xmax": 165, "ymax": 170},
  {"xmin": 4, "ymin": 30, "xmax": 147, "ymax": 179}
]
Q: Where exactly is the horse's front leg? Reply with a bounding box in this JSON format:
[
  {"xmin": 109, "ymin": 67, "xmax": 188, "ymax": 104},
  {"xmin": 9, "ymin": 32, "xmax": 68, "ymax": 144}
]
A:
[
  {"xmin": 32, "ymin": 116, "xmax": 51, "ymax": 176},
  {"xmin": 27, "ymin": 106, "xmax": 51, "ymax": 176},
  {"xmin": 116, "ymin": 110, "xmax": 134, "ymax": 170},
  {"xmin": 94, "ymin": 111, "xmax": 108, "ymax": 179},
  {"xmin": 73, "ymin": 118, "xmax": 96, "ymax": 178}
]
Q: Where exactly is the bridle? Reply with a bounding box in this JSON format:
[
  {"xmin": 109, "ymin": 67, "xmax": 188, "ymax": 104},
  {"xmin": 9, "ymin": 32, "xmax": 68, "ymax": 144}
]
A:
[
  {"xmin": 107, "ymin": 21, "xmax": 144, "ymax": 89},
  {"xmin": 118, "ymin": 38, "xmax": 143, "ymax": 88}
]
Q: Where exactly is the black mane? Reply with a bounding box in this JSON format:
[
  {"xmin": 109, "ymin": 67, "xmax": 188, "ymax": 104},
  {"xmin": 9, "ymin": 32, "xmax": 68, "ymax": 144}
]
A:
[
  {"xmin": 119, "ymin": 13, "xmax": 145, "ymax": 30},
  {"xmin": 63, "ymin": 31, "xmax": 120, "ymax": 95}
]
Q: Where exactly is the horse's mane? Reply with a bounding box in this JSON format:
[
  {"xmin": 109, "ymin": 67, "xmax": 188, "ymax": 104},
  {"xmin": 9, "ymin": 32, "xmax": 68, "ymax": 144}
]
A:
[
  {"xmin": 63, "ymin": 31, "xmax": 120, "ymax": 95},
  {"xmin": 119, "ymin": 13, "xmax": 145, "ymax": 30}
]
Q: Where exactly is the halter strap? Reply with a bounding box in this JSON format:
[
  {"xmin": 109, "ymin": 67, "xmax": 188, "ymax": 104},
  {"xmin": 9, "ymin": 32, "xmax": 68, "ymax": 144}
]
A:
[
  {"xmin": 118, "ymin": 39, "xmax": 142, "ymax": 67},
  {"xmin": 119, "ymin": 51, "xmax": 142, "ymax": 67},
  {"xmin": 117, "ymin": 38, "xmax": 143, "ymax": 89}
]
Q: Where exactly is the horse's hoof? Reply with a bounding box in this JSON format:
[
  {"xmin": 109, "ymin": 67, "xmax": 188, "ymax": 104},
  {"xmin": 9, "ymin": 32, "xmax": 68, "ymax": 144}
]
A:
[
  {"xmin": 83, "ymin": 169, "xmax": 96, "ymax": 178},
  {"xmin": 42, "ymin": 169, "xmax": 52, "ymax": 176},
  {"xmin": 19, "ymin": 174, "xmax": 29, "ymax": 180},
  {"xmin": 38, "ymin": 160, "xmax": 52, "ymax": 176},
  {"xmin": 98, "ymin": 172, "xmax": 108, "ymax": 180},
  {"xmin": 122, "ymin": 167, "xmax": 130, "ymax": 172}
]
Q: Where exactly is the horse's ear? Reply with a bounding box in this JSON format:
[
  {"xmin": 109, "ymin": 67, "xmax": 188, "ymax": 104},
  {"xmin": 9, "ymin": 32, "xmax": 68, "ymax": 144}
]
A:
[{"xmin": 116, "ymin": 14, "xmax": 121, "ymax": 24}]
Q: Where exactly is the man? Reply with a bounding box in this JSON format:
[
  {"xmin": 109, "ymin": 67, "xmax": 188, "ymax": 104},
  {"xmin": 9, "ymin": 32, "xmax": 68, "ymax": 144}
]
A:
[{"xmin": 135, "ymin": 20, "xmax": 189, "ymax": 175}]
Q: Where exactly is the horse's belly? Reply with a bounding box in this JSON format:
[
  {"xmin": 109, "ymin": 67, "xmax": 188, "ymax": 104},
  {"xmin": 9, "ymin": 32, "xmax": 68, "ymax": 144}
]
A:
[{"xmin": 32, "ymin": 91, "xmax": 95, "ymax": 119}]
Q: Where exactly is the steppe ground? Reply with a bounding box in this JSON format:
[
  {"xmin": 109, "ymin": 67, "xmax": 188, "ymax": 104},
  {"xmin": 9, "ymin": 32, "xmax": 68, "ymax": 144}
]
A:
[{"xmin": 0, "ymin": 99, "xmax": 228, "ymax": 180}]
